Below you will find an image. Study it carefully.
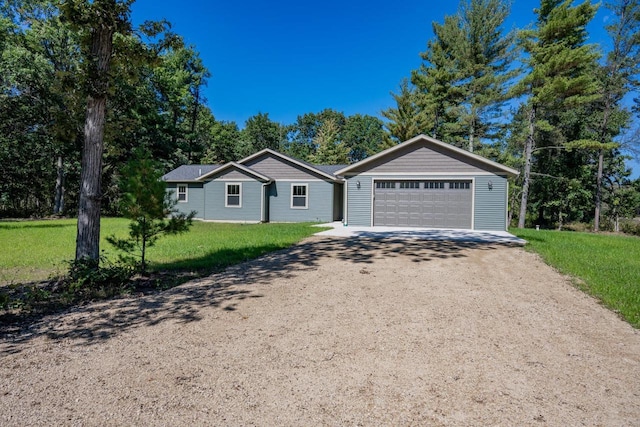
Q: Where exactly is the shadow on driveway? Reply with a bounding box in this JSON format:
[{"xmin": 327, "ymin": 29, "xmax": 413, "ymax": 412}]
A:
[{"xmin": 0, "ymin": 236, "xmax": 520, "ymax": 354}]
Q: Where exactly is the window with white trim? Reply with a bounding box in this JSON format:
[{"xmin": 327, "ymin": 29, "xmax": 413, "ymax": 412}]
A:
[
  {"xmin": 291, "ymin": 184, "xmax": 308, "ymax": 209},
  {"xmin": 225, "ymin": 183, "xmax": 241, "ymax": 207},
  {"xmin": 177, "ymin": 184, "xmax": 188, "ymax": 202}
]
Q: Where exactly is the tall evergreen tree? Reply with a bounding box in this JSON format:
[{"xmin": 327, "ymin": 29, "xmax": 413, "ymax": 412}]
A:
[
  {"xmin": 412, "ymin": 15, "xmax": 465, "ymax": 143},
  {"xmin": 411, "ymin": 0, "xmax": 516, "ymax": 150},
  {"xmin": 381, "ymin": 78, "xmax": 429, "ymax": 144},
  {"xmin": 457, "ymin": 0, "xmax": 517, "ymax": 152},
  {"xmin": 307, "ymin": 118, "xmax": 350, "ymax": 165},
  {"xmin": 514, "ymin": 0, "xmax": 600, "ymax": 228},
  {"xmin": 592, "ymin": 0, "xmax": 640, "ymax": 231}
]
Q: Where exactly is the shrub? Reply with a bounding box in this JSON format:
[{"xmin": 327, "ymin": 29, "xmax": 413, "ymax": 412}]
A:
[
  {"xmin": 64, "ymin": 257, "xmax": 134, "ymax": 300},
  {"xmin": 620, "ymin": 219, "xmax": 640, "ymax": 237}
]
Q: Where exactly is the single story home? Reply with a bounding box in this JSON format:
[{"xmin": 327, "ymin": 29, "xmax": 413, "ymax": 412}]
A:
[
  {"xmin": 163, "ymin": 134, "xmax": 519, "ymax": 231},
  {"xmin": 163, "ymin": 149, "xmax": 345, "ymax": 224}
]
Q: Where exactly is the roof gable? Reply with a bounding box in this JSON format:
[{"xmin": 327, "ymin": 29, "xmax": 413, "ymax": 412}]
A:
[
  {"xmin": 335, "ymin": 135, "xmax": 519, "ymax": 177},
  {"xmin": 239, "ymin": 149, "xmax": 340, "ymax": 181},
  {"xmin": 197, "ymin": 162, "xmax": 272, "ymax": 182}
]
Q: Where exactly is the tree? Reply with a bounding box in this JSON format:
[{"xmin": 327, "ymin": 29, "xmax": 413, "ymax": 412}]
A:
[
  {"xmin": 107, "ymin": 153, "xmax": 194, "ymax": 272},
  {"xmin": 411, "ymin": 0, "xmax": 516, "ymax": 150},
  {"xmin": 202, "ymin": 120, "xmax": 243, "ymax": 163},
  {"xmin": 61, "ymin": 0, "xmax": 133, "ymax": 263},
  {"xmin": 381, "ymin": 79, "xmax": 428, "ymax": 144},
  {"xmin": 514, "ymin": 0, "xmax": 600, "ymax": 228},
  {"xmin": 412, "ymin": 14, "xmax": 465, "ymax": 143},
  {"xmin": 592, "ymin": 0, "xmax": 640, "ymax": 231},
  {"xmin": 456, "ymin": 0, "xmax": 517, "ymax": 152},
  {"xmin": 284, "ymin": 109, "xmax": 346, "ymax": 159},
  {"xmin": 342, "ymin": 114, "xmax": 386, "ymax": 162},
  {"xmin": 307, "ymin": 118, "xmax": 350, "ymax": 165},
  {"xmin": 239, "ymin": 112, "xmax": 284, "ymax": 156}
]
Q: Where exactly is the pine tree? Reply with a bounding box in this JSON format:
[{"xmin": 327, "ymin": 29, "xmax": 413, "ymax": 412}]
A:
[
  {"xmin": 307, "ymin": 118, "xmax": 349, "ymax": 165},
  {"xmin": 592, "ymin": 0, "xmax": 640, "ymax": 231},
  {"xmin": 514, "ymin": 0, "xmax": 600, "ymax": 228},
  {"xmin": 381, "ymin": 79, "xmax": 428, "ymax": 144},
  {"xmin": 412, "ymin": 15, "xmax": 466, "ymax": 143},
  {"xmin": 411, "ymin": 0, "xmax": 516, "ymax": 150},
  {"xmin": 457, "ymin": 0, "xmax": 517, "ymax": 152}
]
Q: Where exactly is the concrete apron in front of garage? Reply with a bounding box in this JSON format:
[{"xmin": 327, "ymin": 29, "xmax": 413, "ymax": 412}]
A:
[{"xmin": 314, "ymin": 222, "xmax": 526, "ymax": 245}]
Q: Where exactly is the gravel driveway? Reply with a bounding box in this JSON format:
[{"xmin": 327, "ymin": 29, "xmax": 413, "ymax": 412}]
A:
[{"xmin": 2, "ymin": 236, "xmax": 639, "ymax": 426}]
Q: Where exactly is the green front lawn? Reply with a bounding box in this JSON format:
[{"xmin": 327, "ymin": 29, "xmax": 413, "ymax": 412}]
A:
[
  {"xmin": 0, "ymin": 219, "xmax": 324, "ymax": 285},
  {"xmin": 513, "ymin": 228, "xmax": 640, "ymax": 328}
]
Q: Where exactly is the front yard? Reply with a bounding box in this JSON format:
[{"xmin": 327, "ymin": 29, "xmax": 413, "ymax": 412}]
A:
[{"xmin": 0, "ymin": 219, "xmax": 324, "ymax": 285}]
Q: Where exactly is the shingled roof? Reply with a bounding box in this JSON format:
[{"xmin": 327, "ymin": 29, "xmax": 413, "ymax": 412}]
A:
[{"xmin": 162, "ymin": 164, "xmax": 221, "ymax": 182}]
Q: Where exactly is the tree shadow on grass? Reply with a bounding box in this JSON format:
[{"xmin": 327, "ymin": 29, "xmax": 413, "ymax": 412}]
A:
[{"xmin": 0, "ymin": 236, "xmax": 519, "ymax": 355}]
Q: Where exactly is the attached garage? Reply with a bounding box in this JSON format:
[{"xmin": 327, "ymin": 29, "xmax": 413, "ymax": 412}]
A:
[
  {"xmin": 336, "ymin": 135, "xmax": 519, "ymax": 231},
  {"xmin": 373, "ymin": 180, "xmax": 473, "ymax": 228}
]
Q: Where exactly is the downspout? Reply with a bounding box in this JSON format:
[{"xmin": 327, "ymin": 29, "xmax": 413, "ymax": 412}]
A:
[
  {"xmin": 343, "ymin": 178, "xmax": 348, "ymax": 226},
  {"xmin": 261, "ymin": 182, "xmax": 269, "ymax": 223}
]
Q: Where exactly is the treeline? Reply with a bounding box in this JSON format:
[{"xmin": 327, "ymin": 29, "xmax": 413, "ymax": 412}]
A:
[{"xmin": 1, "ymin": 0, "xmax": 640, "ymax": 231}]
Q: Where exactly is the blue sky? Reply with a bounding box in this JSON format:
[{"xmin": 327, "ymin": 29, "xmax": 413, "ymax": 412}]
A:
[{"xmin": 130, "ymin": 0, "xmax": 639, "ymax": 177}]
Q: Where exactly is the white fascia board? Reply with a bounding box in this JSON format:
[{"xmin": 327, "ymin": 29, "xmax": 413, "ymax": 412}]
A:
[{"xmin": 197, "ymin": 161, "xmax": 272, "ymax": 182}]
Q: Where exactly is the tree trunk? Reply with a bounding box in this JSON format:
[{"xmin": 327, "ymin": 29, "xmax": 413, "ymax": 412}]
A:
[
  {"xmin": 53, "ymin": 155, "xmax": 65, "ymax": 215},
  {"xmin": 518, "ymin": 106, "xmax": 535, "ymax": 228},
  {"xmin": 594, "ymin": 148, "xmax": 604, "ymax": 231},
  {"xmin": 75, "ymin": 16, "xmax": 114, "ymax": 262}
]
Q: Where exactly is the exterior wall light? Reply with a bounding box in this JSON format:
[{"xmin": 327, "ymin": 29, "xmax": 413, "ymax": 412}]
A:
[
  {"xmin": 356, "ymin": 180, "xmax": 361, "ymax": 189},
  {"xmin": 488, "ymin": 180, "xmax": 493, "ymax": 190}
]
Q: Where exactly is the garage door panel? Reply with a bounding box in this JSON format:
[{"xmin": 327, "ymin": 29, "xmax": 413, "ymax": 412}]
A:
[{"xmin": 374, "ymin": 180, "xmax": 472, "ymax": 228}]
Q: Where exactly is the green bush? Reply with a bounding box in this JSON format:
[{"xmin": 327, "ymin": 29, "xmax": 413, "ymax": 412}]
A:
[
  {"xmin": 620, "ymin": 219, "xmax": 640, "ymax": 237},
  {"xmin": 65, "ymin": 257, "xmax": 134, "ymax": 300}
]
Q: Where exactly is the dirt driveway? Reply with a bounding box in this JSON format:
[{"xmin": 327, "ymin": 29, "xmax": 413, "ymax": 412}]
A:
[{"xmin": 1, "ymin": 236, "xmax": 640, "ymax": 426}]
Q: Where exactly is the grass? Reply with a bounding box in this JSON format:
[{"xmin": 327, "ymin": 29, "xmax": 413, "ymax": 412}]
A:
[
  {"xmin": 0, "ymin": 218, "xmax": 324, "ymax": 285},
  {"xmin": 512, "ymin": 228, "xmax": 640, "ymax": 328}
]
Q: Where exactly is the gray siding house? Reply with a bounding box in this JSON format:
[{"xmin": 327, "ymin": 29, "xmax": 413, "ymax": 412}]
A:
[
  {"xmin": 163, "ymin": 135, "xmax": 518, "ymax": 231},
  {"xmin": 336, "ymin": 134, "xmax": 519, "ymax": 231},
  {"xmin": 163, "ymin": 149, "xmax": 345, "ymax": 223}
]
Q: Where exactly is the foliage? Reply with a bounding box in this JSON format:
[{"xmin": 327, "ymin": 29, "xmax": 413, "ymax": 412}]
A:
[
  {"xmin": 239, "ymin": 112, "xmax": 285, "ymax": 155},
  {"xmin": 307, "ymin": 118, "xmax": 350, "ymax": 165},
  {"xmin": 106, "ymin": 154, "xmax": 195, "ymax": 271},
  {"xmin": 514, "ymin": 0, "xmax": 600, "ymax": 228},
  {"xmin": 65, "ymin": 256, "xmax": 134, "ymax": 299},
  {"xmin": 0, "ymin": 0, "xmax": 213, "ymax": 218},
  {"xmin": 381, "ymin": 79, "xmax": 428, "ymax": 144},
  {"xmin": 411, "ymin": 0, "xmax": 516, "ymax": 150},
  {"xmin": 513, "ymin": 228, "xmax": 640, "ymax": 327},
  {"xmin": 620, "ymin": 219, "xmax": 640, "ymax": 236}
]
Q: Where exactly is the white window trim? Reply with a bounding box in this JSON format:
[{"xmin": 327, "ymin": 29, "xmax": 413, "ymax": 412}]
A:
[
  {"xmin": 290, "ymin": 183, "xmax": 309, "ymax": 209},
  {"xmin": 225, "ymin": 182, "xmax": 242, "ymax": 208},
  {"xmin": 177, "ymin": 184, "xmax": 188, "ymax": 203}
]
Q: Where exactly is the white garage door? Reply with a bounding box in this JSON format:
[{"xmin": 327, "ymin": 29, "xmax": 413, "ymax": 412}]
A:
[{"xmin": 373, "ymin": 180, "xmax": 472, "ymax": 228}]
